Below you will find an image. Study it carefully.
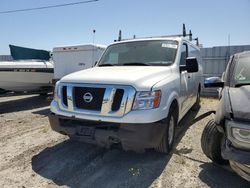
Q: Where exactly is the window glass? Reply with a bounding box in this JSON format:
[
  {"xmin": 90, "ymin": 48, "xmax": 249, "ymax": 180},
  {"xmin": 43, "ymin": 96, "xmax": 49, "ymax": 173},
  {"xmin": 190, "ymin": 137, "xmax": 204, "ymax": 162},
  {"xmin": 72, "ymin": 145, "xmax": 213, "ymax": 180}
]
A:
[
  {"xmin": 233, "ymin": 56, "xmax": 250, "ymax": 85},
  {"xmin": 189, "ymin": 45, "xmax": 198, "ymax": 58},
  {"xmin": 180, "ymin": 44, "xmax": 187, "ymax": 66},
  {"xmin": 106, "ymin": 53, "xmax": 118, "ymax": 64},
  {"xmin": 99, "ymin": 40, "xmax": 178, "ymax": 66}
]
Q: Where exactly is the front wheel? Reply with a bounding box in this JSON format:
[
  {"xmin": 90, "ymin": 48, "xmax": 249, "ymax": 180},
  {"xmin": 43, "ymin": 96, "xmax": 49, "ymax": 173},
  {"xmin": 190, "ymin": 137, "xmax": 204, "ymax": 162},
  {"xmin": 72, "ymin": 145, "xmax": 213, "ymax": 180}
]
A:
[
  {"xmin": 201, "ymin": 119, "xmax": 228, "ymax": 165},
  {"xmin": 156, "ymin": 106, "xmax": 177, "ymax": 154}
]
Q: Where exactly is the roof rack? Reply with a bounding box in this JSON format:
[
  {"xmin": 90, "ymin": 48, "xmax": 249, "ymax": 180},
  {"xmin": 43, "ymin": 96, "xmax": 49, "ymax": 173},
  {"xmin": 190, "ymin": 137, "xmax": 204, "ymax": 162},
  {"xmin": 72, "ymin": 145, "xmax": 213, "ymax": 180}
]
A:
[{"xmin": 114, "ymin": 24, "xmax": 199, "ymax": 46}]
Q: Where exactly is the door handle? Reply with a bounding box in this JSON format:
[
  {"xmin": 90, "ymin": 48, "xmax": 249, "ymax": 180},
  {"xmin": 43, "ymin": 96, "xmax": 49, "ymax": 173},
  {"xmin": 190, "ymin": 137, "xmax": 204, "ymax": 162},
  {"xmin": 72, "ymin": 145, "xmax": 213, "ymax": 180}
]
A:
[{"xmin": 188, "ymin": 75, "xmax": 191, "ymax": 79}]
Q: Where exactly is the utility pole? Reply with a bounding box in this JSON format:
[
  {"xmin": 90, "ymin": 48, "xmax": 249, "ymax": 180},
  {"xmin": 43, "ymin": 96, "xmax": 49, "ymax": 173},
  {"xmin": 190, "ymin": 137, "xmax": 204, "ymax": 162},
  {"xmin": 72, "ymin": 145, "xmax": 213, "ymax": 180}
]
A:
[
  {"xmin": 228, "ymin": 34, "xmax": 231, "ymax": 61},
  {"xmin": 92, "ymin": 29, "xmax": 96, "ymax": 67},
  {"xmin": 93, "ymin": 29, "xmax": 96, "ymax": 44}
]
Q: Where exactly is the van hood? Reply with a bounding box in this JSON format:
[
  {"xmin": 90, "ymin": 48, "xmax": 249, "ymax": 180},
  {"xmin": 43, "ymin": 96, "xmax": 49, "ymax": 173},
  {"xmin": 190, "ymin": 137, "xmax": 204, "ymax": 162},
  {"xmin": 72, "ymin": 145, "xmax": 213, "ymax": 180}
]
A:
[
  {"xmin": 229, "ymin": 85, "xmax": 250, "ymax": 121},
  {"xmin": 60, "ymin": 66, "xmax": 172, "ymax": 90}
]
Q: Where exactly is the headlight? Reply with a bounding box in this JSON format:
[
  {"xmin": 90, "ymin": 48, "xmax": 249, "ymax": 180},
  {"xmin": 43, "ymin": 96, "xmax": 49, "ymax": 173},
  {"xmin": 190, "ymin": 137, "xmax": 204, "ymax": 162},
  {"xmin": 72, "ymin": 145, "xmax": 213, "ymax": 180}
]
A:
[
  {"xmin": 226, "ymin": 120, "xmax": 250, "ymax": 149},
  {"xmin": 54, "ymin": 81, "xmax": 60, "ymax": 101},
  {"xmin": 132, "ymin": 90, "xmax": 161, "ymax": 110}
]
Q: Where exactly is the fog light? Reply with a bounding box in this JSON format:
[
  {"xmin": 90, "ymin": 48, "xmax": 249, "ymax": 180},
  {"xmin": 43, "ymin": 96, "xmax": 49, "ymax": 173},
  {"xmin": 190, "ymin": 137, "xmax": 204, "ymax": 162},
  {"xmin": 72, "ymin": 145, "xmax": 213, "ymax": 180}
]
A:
[{"xmin": 232, "ymin": 128, "xmax": 250, "ymax": 144}]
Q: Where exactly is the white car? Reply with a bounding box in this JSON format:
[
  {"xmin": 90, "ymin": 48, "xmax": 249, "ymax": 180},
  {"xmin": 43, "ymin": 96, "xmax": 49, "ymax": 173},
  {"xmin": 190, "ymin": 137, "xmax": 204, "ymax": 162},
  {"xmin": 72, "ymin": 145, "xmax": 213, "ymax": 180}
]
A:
[{"xmin": 49, "ymin": 36, "xmax": 202, "ymax": 153}]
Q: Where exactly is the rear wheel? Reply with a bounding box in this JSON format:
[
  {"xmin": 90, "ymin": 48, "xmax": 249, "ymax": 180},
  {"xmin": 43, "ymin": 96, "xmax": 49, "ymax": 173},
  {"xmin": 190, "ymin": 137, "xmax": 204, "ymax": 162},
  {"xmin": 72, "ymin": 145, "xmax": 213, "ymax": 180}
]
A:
[
  {"xmin": 156, "ymin": 104, "xmax": 178, "ymax": 154},
  {"xmin": 201, "ymin": 119, "xmax": 228, "ymax": 165}
]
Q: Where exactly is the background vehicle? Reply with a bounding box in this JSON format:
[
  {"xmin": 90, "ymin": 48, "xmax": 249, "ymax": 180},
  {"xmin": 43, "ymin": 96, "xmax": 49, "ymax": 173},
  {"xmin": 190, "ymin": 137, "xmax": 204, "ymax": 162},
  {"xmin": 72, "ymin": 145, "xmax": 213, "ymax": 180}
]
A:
[
  {"xmin": 201, "ymin": 51, "xmax": 250, "ymax": 182},
  {"xmin": 52, "ymin": 44, "xmax": 106, "ymax": 83},
  {"xmin": 49, "ymin": 28, "xmax": 202, "ymax": 154}
]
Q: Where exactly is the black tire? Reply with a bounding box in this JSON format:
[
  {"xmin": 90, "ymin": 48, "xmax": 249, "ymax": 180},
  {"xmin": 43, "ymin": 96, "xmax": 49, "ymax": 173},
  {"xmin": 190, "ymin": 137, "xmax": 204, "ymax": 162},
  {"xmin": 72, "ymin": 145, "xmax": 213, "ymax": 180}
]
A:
[
  {"xmin": 192, "ymin": 89, "xmax": 200, "ymax": 111},
  {"xmin": 156, "ymin": 104, "xmax": 178, "ymax": 154},
  {"xmin": 201, "ymin": 119, "xmax": 228, "ymax": 165}
]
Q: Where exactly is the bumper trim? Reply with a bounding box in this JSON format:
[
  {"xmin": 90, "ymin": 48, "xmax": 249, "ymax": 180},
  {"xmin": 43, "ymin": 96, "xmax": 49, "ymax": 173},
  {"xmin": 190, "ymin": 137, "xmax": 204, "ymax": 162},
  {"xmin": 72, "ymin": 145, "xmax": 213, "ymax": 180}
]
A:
[
  {"xmin": 222, "ymin": 139, "xmax": 250, "ymax": 165},
  {"xmin": 230, "ymin": 161, "xmax": 250, "ymax": 182}
]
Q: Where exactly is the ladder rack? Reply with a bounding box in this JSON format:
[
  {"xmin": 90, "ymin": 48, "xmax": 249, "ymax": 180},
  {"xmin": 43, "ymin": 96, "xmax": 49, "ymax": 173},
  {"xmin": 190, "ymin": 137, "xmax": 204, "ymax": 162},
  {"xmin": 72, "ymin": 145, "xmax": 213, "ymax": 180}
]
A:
[{"xmin": 114, "ymin": 24, "xmax": 199, "ymax": 46}]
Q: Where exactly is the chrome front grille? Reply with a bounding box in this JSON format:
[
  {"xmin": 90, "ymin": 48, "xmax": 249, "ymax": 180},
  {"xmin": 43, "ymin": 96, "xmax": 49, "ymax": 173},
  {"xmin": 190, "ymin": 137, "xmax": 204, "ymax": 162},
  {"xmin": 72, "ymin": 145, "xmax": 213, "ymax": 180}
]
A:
[
  {"xmin": 74, "ymin": 87, "xmax": 105, "ymax": 111},
  {"xmin": 58, "ymin": 83, "xmax": 136, "ymax": 117}
]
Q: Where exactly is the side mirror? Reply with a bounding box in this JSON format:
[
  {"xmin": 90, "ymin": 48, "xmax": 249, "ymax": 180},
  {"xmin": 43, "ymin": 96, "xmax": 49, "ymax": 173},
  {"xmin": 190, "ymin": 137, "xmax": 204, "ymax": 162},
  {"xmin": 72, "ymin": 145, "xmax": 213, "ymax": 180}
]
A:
[
  {"xmin": 204, "ymin": 77, "xmax": 224, "ymax": 88},
  {"xmin": 180, "ymin": 57, "xmax": 199, "ymax": 73},
  {"xmin": 186, "ymin": 57, "xmax": 198, "ymax": 73}
]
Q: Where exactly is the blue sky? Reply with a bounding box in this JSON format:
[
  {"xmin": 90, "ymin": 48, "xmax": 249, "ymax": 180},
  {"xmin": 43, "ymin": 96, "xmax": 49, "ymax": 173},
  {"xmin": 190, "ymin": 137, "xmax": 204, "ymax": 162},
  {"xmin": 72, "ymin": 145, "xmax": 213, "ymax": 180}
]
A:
[{"xmin": 0, "ymin": 0, "xmax": 250, "ymax": 54}]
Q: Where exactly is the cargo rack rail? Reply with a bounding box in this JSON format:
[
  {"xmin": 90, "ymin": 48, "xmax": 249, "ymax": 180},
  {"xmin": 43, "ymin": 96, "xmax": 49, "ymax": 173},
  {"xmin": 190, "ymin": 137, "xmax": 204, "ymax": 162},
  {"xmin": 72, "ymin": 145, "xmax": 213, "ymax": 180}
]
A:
[{"xmin": 114, "ymin": 24, "xmax": 200, "ymax": 46}]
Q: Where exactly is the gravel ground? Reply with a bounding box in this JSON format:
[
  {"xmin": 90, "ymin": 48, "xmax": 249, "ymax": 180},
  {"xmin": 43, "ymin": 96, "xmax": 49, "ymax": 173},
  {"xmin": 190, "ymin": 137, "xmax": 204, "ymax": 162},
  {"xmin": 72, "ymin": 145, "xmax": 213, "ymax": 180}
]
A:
[{"xmin": 0, "ymin": 94, "xmax": 249, "ymax": 188}]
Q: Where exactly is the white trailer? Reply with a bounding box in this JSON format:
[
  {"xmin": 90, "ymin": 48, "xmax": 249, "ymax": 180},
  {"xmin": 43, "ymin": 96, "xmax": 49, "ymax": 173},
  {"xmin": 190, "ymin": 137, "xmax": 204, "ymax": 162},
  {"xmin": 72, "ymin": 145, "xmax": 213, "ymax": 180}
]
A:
[{"xmin": 52, "ymin": 44, "xmax": 106, "ymax": 83}]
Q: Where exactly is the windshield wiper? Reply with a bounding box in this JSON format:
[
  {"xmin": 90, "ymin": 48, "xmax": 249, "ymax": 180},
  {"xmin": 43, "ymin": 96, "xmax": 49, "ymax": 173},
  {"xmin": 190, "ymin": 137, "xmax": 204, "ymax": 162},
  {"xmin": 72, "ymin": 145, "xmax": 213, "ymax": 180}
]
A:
[
  {"xmin": 235, "ymin": 83, "xmax": 250, "ymax": 87},
  {"xmin": 122, "ymin": 62, "xmax": 150, "ymax": 66},
  {"xmin": 98, "ymin": 64, "xmax": 115, "ymax": 67}
]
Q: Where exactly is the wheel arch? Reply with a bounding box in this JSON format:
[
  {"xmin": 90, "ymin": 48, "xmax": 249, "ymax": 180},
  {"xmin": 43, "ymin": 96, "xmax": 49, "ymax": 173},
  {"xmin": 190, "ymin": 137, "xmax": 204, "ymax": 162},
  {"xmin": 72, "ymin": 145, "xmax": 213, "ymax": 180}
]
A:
[{"xmin": 165, "ymin": 91, "xmax": 180, "ymax": 123}]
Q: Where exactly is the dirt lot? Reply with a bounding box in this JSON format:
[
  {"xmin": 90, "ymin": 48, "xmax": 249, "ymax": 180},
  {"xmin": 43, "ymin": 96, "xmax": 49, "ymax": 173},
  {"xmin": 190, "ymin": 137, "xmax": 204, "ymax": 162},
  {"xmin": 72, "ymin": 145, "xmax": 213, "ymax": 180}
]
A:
[{"xmin": 0, "ymin": 94, "xmax": 249, "ymax": 188}]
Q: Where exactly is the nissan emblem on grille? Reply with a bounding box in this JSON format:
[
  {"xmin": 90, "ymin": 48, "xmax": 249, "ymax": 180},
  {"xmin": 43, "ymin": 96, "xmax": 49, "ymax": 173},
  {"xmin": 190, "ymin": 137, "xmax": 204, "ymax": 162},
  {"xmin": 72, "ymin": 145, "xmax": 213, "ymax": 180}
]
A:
[{"xmin": 83, "ymin": 92, "xmax": 93, "ymax": 103}]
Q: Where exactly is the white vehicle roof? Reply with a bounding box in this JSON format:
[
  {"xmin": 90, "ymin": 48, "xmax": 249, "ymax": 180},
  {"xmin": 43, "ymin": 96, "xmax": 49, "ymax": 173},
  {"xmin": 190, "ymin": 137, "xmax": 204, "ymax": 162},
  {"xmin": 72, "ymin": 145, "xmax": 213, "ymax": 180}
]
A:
[{"xmin": 53, "ymin": 44, "xmax": 107, "ymax": 52}]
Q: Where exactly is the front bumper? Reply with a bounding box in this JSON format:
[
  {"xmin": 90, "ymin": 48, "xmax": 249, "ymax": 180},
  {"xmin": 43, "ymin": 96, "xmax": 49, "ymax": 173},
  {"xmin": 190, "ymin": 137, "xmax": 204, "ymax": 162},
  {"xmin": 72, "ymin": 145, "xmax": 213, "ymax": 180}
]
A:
[
  {"xmin": 230, "ymin": 161, "xmax": 250, "ymax": 182},
  {"xmin": 48, "ymin": 113, "xmax": 166, "ymax": 151},
  {"xmin": 222, "ymin": 139, "xmax": 250, "ymax": 181},
  {"xmin": 222, "ymin": 139, "xmax": 250, "ymax": 165}
]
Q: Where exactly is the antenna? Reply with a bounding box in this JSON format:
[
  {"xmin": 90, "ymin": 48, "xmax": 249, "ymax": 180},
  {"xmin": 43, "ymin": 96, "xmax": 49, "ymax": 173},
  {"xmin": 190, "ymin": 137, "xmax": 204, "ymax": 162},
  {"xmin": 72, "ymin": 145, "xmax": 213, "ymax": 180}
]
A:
[{"xmin": 183, "ymin": 23, "xmax": 186, "ymax": 37}]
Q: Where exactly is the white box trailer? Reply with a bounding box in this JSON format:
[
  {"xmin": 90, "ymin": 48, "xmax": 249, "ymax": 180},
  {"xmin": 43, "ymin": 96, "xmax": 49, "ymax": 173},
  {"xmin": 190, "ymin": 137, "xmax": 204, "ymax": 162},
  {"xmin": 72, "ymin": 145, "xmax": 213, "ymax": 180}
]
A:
[{"xmin": 52, "ymin": 44, "xmax": 106, "ymax": 82}]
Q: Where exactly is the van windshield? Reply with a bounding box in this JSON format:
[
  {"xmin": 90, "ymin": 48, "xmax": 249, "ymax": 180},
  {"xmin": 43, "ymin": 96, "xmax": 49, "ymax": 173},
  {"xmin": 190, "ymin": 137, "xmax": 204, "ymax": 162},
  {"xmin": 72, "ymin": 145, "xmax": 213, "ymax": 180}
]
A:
[{"xmin": 98, "ymin": 40, "xmax": 178, "ymax": 66}]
